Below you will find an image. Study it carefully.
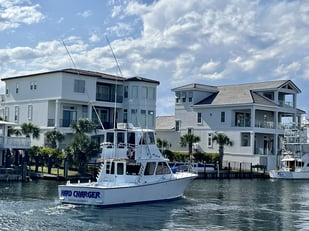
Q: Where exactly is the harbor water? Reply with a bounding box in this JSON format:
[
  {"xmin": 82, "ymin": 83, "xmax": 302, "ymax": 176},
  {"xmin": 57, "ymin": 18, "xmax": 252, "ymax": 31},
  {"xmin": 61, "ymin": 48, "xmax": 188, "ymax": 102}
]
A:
[{"xmin": 1, "ymin": 178, "xmax": 309, "ymax": 231}]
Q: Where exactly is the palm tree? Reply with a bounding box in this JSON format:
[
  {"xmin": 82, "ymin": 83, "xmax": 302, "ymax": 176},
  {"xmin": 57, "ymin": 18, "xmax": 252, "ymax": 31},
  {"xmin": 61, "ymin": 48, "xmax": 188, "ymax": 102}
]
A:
[
  {"xmin": 45, "ymin": 129, "xmax": 65, "ymax": 148},
  {"xmin": 157, "ymin": 138, "xmax": 169, "ymax": 153},
  {"xmin": 70, "ymin": 118, "xmax": 97, "ymax": 134},
  {"xmin": 212, "ymin": 133, "xmax": 233, "ymax": 170},
  {"xmin": 180, "ymin": 133, "xmax": 200, "ymax": 161},
  {"xmin": 20, "ymin": 122, "xmax": 40, "ymax": 139},
  {"xmin": 66, "ymin": 119, "xmax": 99, "ymax": 175}
]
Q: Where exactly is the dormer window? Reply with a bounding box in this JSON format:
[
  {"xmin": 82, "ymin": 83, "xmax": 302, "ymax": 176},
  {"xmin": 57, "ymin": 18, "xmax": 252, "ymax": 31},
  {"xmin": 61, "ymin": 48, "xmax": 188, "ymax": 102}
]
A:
[{"xmin": 263, "ymin": 92, "xmax": 274, "ymax": 100}]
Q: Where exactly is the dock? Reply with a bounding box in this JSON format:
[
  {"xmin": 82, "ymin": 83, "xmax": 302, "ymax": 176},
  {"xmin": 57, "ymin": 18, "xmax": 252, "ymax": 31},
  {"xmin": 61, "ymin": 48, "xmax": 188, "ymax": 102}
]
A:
[{"xmin": 197, "ymin": 169, "xmax": 269, "ymax": 179}]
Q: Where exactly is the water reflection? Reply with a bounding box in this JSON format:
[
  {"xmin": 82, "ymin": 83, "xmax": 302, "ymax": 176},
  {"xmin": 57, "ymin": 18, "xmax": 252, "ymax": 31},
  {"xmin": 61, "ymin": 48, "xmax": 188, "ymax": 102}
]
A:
[{"xmin": 1, "ymin": 179, "xmax": 309, "ymax": 230}]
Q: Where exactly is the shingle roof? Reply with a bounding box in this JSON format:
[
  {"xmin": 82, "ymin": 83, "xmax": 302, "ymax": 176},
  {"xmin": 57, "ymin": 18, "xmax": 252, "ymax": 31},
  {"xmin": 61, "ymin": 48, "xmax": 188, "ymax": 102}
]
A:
[
  {"xmin": 2, "ymin": 68, "xmax": 160, "ymax": 85},
  {"xmin": 126, "ymin": 76, "xmax": 160, "ymax": 85},
  {"xmin": 156, "ymin": 116, "xmax": 175, "ymax": 130},
  {"xmin": 171, "ymin": 83, "xmax": 218, "ymax": 92},
  {"xmin": 194, "ymin": 80, "xmax": 300, "ymax": 106}
]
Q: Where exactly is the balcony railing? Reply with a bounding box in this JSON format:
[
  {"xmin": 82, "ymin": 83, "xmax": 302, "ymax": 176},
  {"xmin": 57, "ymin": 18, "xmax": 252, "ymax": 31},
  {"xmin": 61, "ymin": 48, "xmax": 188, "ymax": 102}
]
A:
[
  {"xmin": 0, "ymin": 137, "xmax": 31, "ymax": 149},
  {"xmin": 234, "ymin": 120, "xmax": 251, "ymax": 127},
  {"xmin": 255, "ymin": 120, "xmax": 274, "ymax": 129},
  {"xmin": 279, "ymin": 100, "xmax": 293, "ymax": 108}
]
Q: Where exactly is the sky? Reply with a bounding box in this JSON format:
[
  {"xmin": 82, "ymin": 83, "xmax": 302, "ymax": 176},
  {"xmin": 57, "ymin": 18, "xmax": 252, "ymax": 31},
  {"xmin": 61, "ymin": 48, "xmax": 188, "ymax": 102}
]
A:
[{"xmin": 0, "ymin": 0, "xmax": 308, "ymax": 118}]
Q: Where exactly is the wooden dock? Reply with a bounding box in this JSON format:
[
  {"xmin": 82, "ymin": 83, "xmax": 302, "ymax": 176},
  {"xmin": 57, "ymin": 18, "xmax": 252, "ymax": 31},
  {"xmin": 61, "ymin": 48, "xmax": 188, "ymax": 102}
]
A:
[{"xmin": 197, "ymin": 170, "xmax": 269, "ymax": 179}]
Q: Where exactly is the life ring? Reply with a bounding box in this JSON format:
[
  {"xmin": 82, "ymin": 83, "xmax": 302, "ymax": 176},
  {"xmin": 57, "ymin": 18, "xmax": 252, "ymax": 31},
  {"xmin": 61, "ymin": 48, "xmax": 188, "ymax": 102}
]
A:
[{"xmin": 127, "ymin": 148, "xmax": 135, "ymax": 159}]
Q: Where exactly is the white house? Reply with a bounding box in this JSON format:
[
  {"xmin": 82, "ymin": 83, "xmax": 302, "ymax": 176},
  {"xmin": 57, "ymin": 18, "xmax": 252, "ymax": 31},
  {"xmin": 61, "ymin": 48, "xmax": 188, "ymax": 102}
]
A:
[
  {"xmin": 1, "ymin": 68, "xmax": 159, "ymax": 148},
  {"xmin": 156, "ymin": 80, "xmax": 305, "ymax": 170}
]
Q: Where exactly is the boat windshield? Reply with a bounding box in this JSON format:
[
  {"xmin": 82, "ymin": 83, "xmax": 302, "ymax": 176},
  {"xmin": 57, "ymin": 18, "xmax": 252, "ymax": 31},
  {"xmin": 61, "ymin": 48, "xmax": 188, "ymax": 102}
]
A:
[{"xmin": 140, "ymin": 132, "xmax": 155, "ymax": 145}]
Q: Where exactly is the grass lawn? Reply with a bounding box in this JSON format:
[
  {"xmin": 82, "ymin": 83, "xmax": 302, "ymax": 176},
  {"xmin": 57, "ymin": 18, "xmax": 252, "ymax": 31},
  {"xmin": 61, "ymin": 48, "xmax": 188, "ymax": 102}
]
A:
[{"xmin": 28, "ymin": 165, "xmax": 78, "ymax": 176}]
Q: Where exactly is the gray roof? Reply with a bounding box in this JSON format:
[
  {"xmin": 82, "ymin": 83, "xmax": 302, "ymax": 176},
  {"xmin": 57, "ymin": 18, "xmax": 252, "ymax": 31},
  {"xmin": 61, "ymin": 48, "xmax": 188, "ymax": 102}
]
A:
[
  {"xmin": 2, "ymin": 69, "xmax": 160, "ymax": 85},
  {"xmin": 171, "ymin": 83, "xmax": 218, "ymax": 92},
  {"xmin": 156, "ymin": 116, "xmax": 175, "ymax": 130},
  {"xmin": 193, "ymin": 80, "xmax": 300, "ymax": 106}
]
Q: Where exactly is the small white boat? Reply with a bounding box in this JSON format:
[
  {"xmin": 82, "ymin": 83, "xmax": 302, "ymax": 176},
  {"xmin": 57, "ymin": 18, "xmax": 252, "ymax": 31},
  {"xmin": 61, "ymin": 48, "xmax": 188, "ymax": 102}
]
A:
[
  {"xmin": 58, "ymin": 123, "xmax": 197, "ymax": 206},
  {"xmin": 269, "ymin": 153, "xmax": 309, "ymax": 179},
  {"xmin": 190, "ymin": 162, "xmax": 215, "ymax": 173}
]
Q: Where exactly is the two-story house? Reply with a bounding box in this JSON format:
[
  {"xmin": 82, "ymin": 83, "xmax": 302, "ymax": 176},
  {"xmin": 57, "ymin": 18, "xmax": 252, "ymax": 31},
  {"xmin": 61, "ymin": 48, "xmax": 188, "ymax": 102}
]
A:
[
  {"xmin": 1, "ymin": 68, "xmax": 159, "ymax": 148},
  {"xmin": 158, "ymin": 80, "xmax": 305, "ymax": 170}
]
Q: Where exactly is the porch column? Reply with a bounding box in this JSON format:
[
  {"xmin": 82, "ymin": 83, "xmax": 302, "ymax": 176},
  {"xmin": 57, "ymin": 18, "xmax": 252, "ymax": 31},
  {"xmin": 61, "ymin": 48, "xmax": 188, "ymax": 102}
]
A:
[
  {"xmin": 88, "ymin": 103, "xmax": 92, "ymax": 120},
  {"xmin": 55, "ymin": 100, "xmax": 60, "ymax": 127},
  {"xmin": 251, "ymin": 107, "xmax": 255, "ymax": 128}
]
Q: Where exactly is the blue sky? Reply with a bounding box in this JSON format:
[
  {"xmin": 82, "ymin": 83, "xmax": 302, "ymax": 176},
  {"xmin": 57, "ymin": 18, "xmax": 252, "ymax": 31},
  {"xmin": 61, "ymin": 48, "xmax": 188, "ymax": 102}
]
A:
[{"xmin": 0, "ymin": 0, "xmax": 308, "ymax": 118}]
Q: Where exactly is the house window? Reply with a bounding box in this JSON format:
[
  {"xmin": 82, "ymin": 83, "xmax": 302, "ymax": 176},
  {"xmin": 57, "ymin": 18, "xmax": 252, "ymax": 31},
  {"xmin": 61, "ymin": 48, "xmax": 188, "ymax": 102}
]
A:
[
  {"xmin": 175, "ymin": 120, "xmax": 180, "ymax": 131},
  {"xmin": 181, "ymin": 92, "xmax": 186, "ymax": 103},
  {"xmin": 197, "ymin": 112, "xmax": 202, "ymax": 124},
  {"xmin": 175, "ymin": 92, "xmax": 180, "ymax": 103},
  {"xmin": 14, "ymin": 106, "xmax": 19, "ymax": 122},
  {"xmin": 148, "ymin": 110, "xmax": 154, "ymax": 128},
  {"xmin": 208, "ymin": 133, "xmax": 213, "ymax": 148},
  {"xmin": 132, "ymin": 86, "xmax": 138, "ymax": 98},
  {"xmin": 188, "ymin": 91, "xmax": 193, "ymax": 102},
  {"xmin": 124, "ymin": 86, "xmax": 128, "ymax": 98},
  {"xmin": 96, "ymin": 84, "xmax": 110, "ymax": 101},
  {"xmin": 74, "ymin": 79, "xmax": 85, "ymax": 93},
  {"xmin": 241, "ymin": 133, "xmax": 251, "ymax": 146},
  {"xmin": 188, "ymin": 128, "xmax": 192, "ymax": 134},
  {"xmin": 142, "ymin": 87, "xmax": 148, "ymax": 99},
  {"xmin": 30, "ymin": 81, "xmax": 37, "ymax": 90},
  {"xmin": 141, "ymin": 110, "xmax": 146, "ymax": 127},
  {"xmin": 16, "ymin": 83, "xmax": 19, "ymax": 94},
  {"xmin": 123, "ymin": 109, "xmax": 128, "ymax": 123},
  {"xmin": 4, "ymin": 107, "xmax": 9, "ymax": 121},
  {"xmin": 28, "ymin": 105, "xmax": 33, "ymax": 120},
  {"xmin": 221, "ymin": 112, "xmax": 225, "ymax": 123},
  {"xmin": 148, "ymin": 87, "xmax": 155, "ymax": 100},
  {"xmin": 5, "ymin": 86, "xmax": 9, "ymax": 95},
  {"xmin": 82, "ymin": 105, "xmax": 88, "ymax": 118},
  {"xmin": 131, "ymin": 109, "xmax": 138, "ymax": 126}
]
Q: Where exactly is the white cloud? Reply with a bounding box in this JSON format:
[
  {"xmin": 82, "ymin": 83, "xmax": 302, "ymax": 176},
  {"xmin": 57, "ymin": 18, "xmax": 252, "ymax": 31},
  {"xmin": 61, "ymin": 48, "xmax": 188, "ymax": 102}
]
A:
[
  {"xmin": 89, "ymin": 34, "xmax": 101, "ymax": 43},
  {"xmin": 1, "ymin": 0, "xmax": 309, "ymax": 116},
  {"xmin": 0, "ymin": 1, "xmax": 44, "ymax": 31},
  {"xmin": 78, "ymin": 10, "xmax": 92, "ymax": 18}
]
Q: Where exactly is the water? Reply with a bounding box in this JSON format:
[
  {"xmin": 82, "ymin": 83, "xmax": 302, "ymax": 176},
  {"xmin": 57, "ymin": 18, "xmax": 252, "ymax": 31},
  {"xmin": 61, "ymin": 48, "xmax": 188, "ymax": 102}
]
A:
[{"xmin": 1, "ymin": 179, "xmax": 309, "ymax": 231}]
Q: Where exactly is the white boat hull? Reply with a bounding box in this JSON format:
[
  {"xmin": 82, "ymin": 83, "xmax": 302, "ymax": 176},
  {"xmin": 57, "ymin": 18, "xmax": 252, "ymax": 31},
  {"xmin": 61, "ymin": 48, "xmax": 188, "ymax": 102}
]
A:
[
  {"xmin": 269, "ymin": 170, "xmax": 309, "ymax": 179},
  {"xmin": 59, "ymin": 173, "xmax": 196, "ymax": 206}
]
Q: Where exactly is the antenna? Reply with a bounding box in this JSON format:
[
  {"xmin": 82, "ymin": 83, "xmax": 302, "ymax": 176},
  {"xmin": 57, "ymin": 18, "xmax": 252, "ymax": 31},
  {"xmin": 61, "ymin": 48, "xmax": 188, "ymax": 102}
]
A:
[
  {"xmin": 61, "ymin": 39, "xmax": 105, "ymax": 130},
  {"xmin": 105, "ymin": 36, "xmax": 120, "ymax": 129}
]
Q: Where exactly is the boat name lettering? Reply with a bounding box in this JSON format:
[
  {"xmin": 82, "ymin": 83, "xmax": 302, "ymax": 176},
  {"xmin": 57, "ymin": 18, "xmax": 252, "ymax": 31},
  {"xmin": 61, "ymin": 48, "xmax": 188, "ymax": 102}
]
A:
[{"xmin": 61, "ymin": 190, "xmax": 100, "ymax": 199}]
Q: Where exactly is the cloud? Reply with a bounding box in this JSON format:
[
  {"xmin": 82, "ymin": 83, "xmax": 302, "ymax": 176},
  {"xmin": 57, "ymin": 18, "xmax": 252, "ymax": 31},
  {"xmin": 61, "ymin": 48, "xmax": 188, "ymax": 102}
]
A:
[
  {"xmin": 89, "ymin": 34, "xmax": 101, "ymax": 43},
  {"xmin": 1, "ymin": 0, "xmax": 309, "ymax": 116},
  {"xmin": 0, "ymin": 0, "xmax": 44, "ymax": 31},
  {"xmin": 78, "ymin": 10, "xmax": 92, "ymax": 18}
]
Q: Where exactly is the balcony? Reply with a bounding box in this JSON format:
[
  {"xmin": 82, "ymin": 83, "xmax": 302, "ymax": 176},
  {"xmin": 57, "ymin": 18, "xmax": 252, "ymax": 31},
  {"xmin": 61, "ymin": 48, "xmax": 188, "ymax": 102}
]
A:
[
  {"xmin": 279, "ymin": 100, "xmax": 294, "ymax": 108},
  {"xmin": 0, "ymin": 137, "xmax": 31, "ymax": 149},
  {"xmin": 234, "ymin": 120, "xmax": 251, "ymax": 127},
  {"xmin": 255, "ymin": 120, "xmax": 274, "ymax": 129}
]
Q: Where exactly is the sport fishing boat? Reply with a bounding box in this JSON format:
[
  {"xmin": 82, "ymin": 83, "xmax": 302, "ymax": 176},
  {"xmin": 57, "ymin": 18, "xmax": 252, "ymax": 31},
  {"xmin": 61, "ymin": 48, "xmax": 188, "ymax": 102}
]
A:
[
  {"xmin": 269, "ymin": 125, "xmax": 309, "ymax": 179},
  {"xmin": 58, "ymin": 123, "xmax": 197, "ymax": 206},
  {"xmin": 269, "ymin": 152, "xmax": 309, "ymax": 179}
]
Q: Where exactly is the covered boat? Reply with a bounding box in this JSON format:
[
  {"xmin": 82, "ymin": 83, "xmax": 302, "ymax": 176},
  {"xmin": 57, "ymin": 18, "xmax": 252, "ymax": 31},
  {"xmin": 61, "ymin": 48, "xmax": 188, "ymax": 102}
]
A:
[{"xmin": 58, "ymin": 123, "xmax": 197, "ymax": 206}]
